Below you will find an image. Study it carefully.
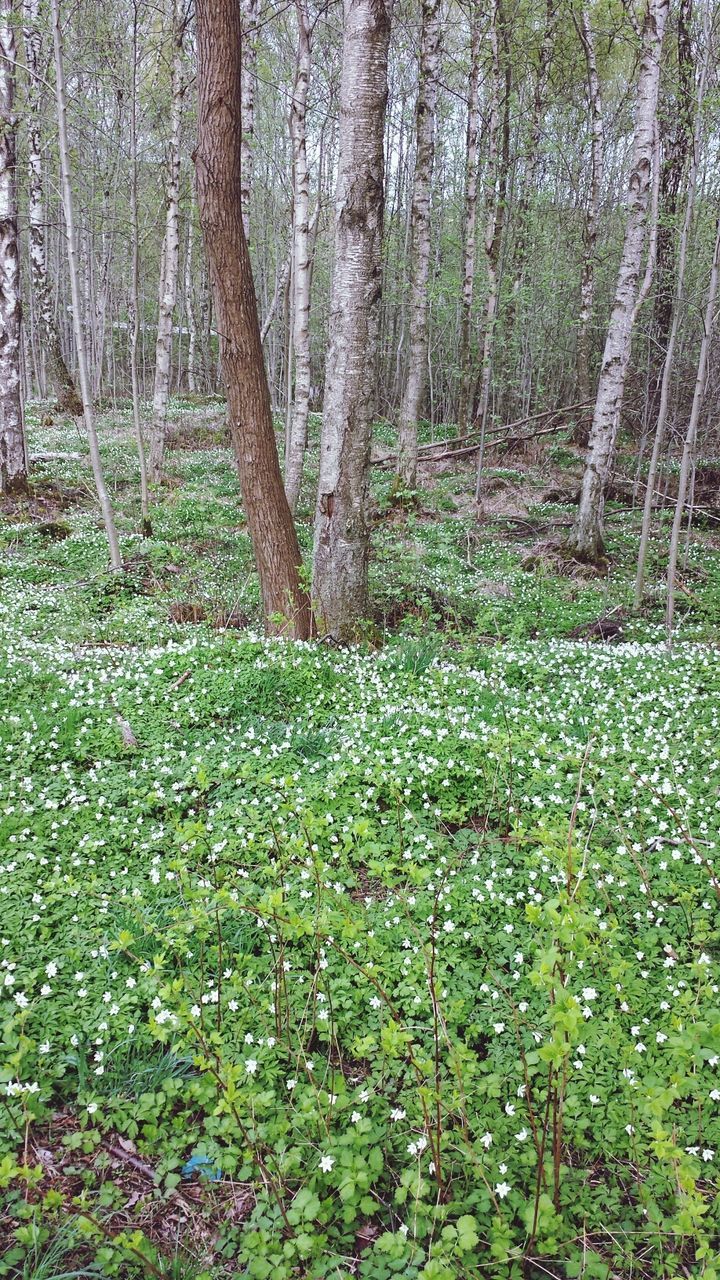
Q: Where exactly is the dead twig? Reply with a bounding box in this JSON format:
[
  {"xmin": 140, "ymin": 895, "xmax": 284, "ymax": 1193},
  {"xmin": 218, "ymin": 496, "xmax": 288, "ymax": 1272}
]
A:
[{"xmin": 170, "ymin": 668, "xmax": 192, "ymax": 691}]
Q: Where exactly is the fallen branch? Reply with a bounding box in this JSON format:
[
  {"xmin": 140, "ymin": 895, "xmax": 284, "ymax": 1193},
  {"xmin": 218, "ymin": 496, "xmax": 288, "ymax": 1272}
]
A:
[
  {"xmin": 380, "ymin": 421, "xmax": 574, "ymax": 467},
  {"xmin": 107, "ymin": 1143, "xmax": 159, "ymax": 1183},
  {"xmin": 30, "ymin": 451, "xmax": 83, "ymax": 462},
  {"xmin": 373, "ymin": 402, "xmax": 592, "ymax": 469},
  {"xmin": 419, "ymin": 399, "xmax": 591, "ymax": 454}
]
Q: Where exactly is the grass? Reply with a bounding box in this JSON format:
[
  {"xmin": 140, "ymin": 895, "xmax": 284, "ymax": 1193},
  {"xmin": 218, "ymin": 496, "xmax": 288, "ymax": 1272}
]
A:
[{"xmin": 0, "ymin": 400, "xmax": 719, "ymax": 1279}]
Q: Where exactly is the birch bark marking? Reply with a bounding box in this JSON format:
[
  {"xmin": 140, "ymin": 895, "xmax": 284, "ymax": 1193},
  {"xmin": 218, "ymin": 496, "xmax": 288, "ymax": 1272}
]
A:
[
  {"xmin": 571, "ymin": 0, "xmax": 669, "ymax": 562},
  {"xmin": 457, "ymin": 7, "xmax": 482, "ymax": 440},
  {"xmin": 50, "ymin": 0, "xmax": 122, "ymax": 570},
  {"xmin": 240, "ymin": 0, "xmax": 261, "ymax": 240},
  {"xmin": 22, "ymin": 0, "xmax": 79, "ymax": 415},
  {"xmin": 194, "ymin": 0, "xmax": 312, "ymax": 639},
  {"xmin": 284, "ymin": 0, "xmax": 312, "ymax": 513},
  {"xmin": 396, "ymin": 0, "xmax": 441, "ymax": 489},
  {"xmin": 149, "ymin": 0, "xmax": 185, "ymax": 481},
  {"xmin": 0, "ymin": 0, "xmax": 26, "ymax": 494},
  {"xmin": 312, "ymin": 0, "xmax": 392, "ymax": 640},
  {"xmin": 575, "ymin": 2, "xmax": 603, "ymax": 410}
]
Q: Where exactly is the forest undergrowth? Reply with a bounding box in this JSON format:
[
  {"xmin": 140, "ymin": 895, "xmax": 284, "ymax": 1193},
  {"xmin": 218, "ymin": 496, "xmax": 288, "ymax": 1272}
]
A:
[{"xmin": 1, "ymin": 401, "xmax": 719, "ymax": 1280}]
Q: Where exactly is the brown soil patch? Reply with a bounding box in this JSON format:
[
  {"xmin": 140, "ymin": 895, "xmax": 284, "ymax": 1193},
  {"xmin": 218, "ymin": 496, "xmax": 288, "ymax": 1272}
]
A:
[
  {"xmin": 1, "ymin": 1112, "xmax": 254, "ymax": 1273},
  {"xmin": 0, "ymin": 479, "xmax": 87, "ymax": 524}
]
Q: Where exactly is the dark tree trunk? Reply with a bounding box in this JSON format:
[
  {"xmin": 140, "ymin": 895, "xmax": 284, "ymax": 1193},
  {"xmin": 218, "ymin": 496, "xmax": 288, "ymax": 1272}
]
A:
[{"xmin": 194, "ymin": 0, "xmax": 312, "ymax": 639}]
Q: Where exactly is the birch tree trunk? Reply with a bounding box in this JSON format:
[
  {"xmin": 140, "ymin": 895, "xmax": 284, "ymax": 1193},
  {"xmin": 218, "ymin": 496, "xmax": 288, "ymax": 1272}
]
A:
[
  {"xmin": 284, "ymin": 0, "xmax": 312, "ymax": 514},
  {"xmin": 474, "ymin": 0, "xmax": 510, "ymax": 504},
  {"xmin": 195, "ymin": 0, "xmax": 312, "ymax": 639},
  {"xmin": 262, "ymin": 249, "xmax": 291, "ymax": 345},
  {"xmin": 149, "ymin": 0, "xmax": 184, "ymax": 481},
  {"xmin": 185, "ymin": 213, "xmax": 198, "ymax": 393},
  {"xmin": 570, "ymin": 0, "xmax": 669, "ymax": 562},
  {"xmin": 22, "ymin": 0, "xmax": 80, "ymax": 415},
  {"xmin": 575, "ymin": 2, "xmax": 603, "ymax": 409},
  {"xmin": 457, "ymin": 7, "xmax": 482, "ymax": 440},
  {"xmin": 129, "ymin": 0, "xmax": 151, "ymax": 534},
  {"xmin": 644, "ymin": 0, "xmax": 694, "ymax": 429},
  {"xmin": 312, "ymin": 0, "xmax": 392, "ymax": 640},
  {"xmin": 199, "ymin": 259, "xmax": 213, "ymax": 392},
  {"xmin": 92, "ymin": 185, "xmax": 118, "ymax": 401},
  {"xmin": 502, "ymin": 0, "xmax": 555, "ymax": 387},
  {"xmin": 240, "ymin": 0, "xmax": 260, "ymax": 240},
  {"xmin": 666, "ymin": 212, "xmax": 720, "ymax": 640},
  {"xmin": 51, "ymin": 0, "xmax": 122, "ymax": 571},
  {"xmin": 634, "ymin": 32, "xmax": 707, "ymax": 608},
  {"xmin": 0, "ymin": 0, "xmax": 26, "ymax": 494},
  {"xmin": 395, "ymin": 0, "xmax": 441, "ymax": 489}
]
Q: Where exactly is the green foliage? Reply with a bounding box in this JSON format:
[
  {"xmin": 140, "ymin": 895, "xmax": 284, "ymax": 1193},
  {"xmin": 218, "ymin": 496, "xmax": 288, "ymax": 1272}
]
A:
[{"xmin": 1, "ymin": 404, "xmax": 720, "ymax": 1277}]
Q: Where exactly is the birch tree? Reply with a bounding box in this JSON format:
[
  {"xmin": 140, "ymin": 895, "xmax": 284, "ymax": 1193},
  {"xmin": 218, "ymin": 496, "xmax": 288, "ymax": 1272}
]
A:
[
  {"xmin": 474, "ymin": 0, "xmax": 510, "ymax": 503},
  {"xmin": 575, "ymin": 1, "xmax": 603, "ymax": 409},
  {"xmin": 312, "ymin": 0, "xmax": 392, "ymax": 639},
  {"xmin": 51, "ymin": 0, "xmax": 122, "ymax": 571},
  {"xmin": 129, "ymin": 0, "xmax": 150, "ymax": 534},
  {"xmin": 284, "ymin": 0, "xmax": 313, "ymax": 513},
  {"xmin": 502, "ymin": 0, "xmax": 556, "ymax": 403},
  {"xmin": 635, "ymin": 27, "xmax": 708, "ymax": 608},
  {"xmin": 0, "ymin": 0, "xmax": 25, "ymax": 495},
  {"xmin": 666, "ymin": 213, "xmax": 720, "ymax": 639},
  {"xmin": 148, "ymin": 0, "xmax": 185, "ymax": 482},
  {"xmin": 457, "ymin": 7, "xmax": 482, "ymax": 440},
  {"xmin": 184, "ymin": 214, "xmax": 198, "ymax": 394},
  {"xmin": 570, "ymin": 0, "xmax": 669, "ymax": 562},
  {"xmin": 395, "ymin": 0, "xmax": 441, "ymax": 489},
  {"xmin": 241, "ymin": 0, "xmax": 261, "ymax": 240},
  {"xmin": 22, "ymin": 0, "xmax": 80, "ymax": 415},
  {"xmin": 195, "ymin": 0, "xmax": 312, "ymax": 639},
  {"xmin": 645, "ymin": 0, "xmax": 694, "ymax": 431}
]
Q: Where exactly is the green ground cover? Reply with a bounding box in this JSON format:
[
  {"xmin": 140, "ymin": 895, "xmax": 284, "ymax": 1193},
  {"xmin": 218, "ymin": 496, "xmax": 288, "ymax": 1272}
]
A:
[{"xmin": 1, "ymin": 404, "xmax": 719, "ymax": 1279}]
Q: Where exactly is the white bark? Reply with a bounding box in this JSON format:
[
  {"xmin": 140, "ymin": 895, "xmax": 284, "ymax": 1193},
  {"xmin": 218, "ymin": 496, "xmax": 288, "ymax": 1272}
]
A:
[
  {"xmin": 261, "ymin": 249, "xmax": 291, "ymax": 345},
  {"xmin": 149, "ymin": 0, "xmax": 184, "ymax": 480},
  {"xmin": 284, "ymin": 0, "xmax": 312, "ymax": 514},
  {"xmin": 0, "ymin": 0, "xmax": 26, "ymax": 494},
  {"xmin": 666, "ymin": 213, "xmax": 720, "ymax": 641},
  {"xmin": 51, "ymin": 0, "xmax": 122, "ymax": 570},
  {"xmin": 129, "ymin": 0, "xmax": 150, "ymax": 534},
  {"xmin": 240, "ymin": 0, "xmax": 260, "ymax": 240},
  {"xmin": 312, "ymin": 0, "xmax": 392, "ymax": 640},
  {"xmin": 571, "ymin": 0, "xmax": 669, "ymax": 561},
  {"xmin": 635, "ymin": 18, "xmax": 709, "ymax": 607},
  {"xmin": 22, "ymin": 0, "xmax": 79, "ymax": 413},
  {"xmin": 504, "ymin": 0, "xmax": 555, "ymax": 352},
  {"xmin": 92, "ymin": 190, "xmax": 118, "ymax": 400},
  {"xmin": 396, "ymin": 0, "xmax": 442, "ymax": 489},
  {"xmin": 474, "ymin": 0, "xmax": 508, "ymax": 504},
  {"xmin": 457, "ymin": 7, "xmax": 482, "ymax": 438},
  {"xmin": 575, "ymin": 2, "xmax": 603, "ymax": 407},
  {"xmin": 184, "ymin": 213, "xmax": 197, "ymax": 392}
]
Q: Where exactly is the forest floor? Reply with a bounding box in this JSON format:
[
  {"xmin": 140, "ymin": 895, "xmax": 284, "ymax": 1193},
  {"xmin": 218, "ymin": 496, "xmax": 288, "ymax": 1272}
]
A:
[{"xmin": 1, "ymin": 400, "xmax": 720, "ymax": 1280}]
